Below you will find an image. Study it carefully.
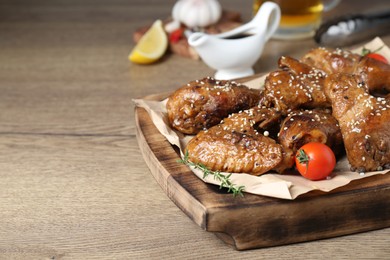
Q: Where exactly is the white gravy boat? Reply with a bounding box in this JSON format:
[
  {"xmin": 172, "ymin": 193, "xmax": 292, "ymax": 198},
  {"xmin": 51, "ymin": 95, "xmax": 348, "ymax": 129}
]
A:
[{"xmin": 188, "ymin": 2, "xmax": 280, "ymax": 80}]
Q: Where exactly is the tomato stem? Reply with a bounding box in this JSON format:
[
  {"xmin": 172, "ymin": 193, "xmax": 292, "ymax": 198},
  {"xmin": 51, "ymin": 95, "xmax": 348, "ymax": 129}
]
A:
[
  {"xmin": 361, "ymin": 45, "xmax": 384, "ymax": 56},
  {"xmin": 296, "ymin": 149, "xmax": 310, "ymax": 175}
]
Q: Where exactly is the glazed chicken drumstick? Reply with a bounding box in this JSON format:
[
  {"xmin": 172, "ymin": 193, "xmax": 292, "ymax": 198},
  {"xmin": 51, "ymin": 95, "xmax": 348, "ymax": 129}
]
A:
[
  {"xmin": 302, "ymin": 47, "xmax": 390, "ymax": 95},
  {"xmin": 166, "ymin": 77, "xmax": 261, "ymax": 135},
  {"xmin": 260, "ymin": 56, "xmax": 329, "ymax": 114},
  {"xmin": 324, "ymin": 73, "xmax": 390, "ymax": 172}
]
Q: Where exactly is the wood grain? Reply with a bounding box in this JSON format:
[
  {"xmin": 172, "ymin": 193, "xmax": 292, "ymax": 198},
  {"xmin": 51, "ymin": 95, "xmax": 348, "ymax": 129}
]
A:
[{"xmin": 135, "ymin": 93, "xmax": 390, "ymax": 250}]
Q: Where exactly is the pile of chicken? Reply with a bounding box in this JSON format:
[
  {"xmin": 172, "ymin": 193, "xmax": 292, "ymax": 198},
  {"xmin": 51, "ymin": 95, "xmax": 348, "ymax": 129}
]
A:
[{"xmin": 166, "ymin": 47, "xmax": 390, "ymax": 175}]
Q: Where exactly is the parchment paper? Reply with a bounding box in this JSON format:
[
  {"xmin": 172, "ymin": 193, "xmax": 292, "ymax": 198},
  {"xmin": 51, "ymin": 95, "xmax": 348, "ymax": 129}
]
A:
[{"xmin": 134, "ymin": 37, "xmax": 390, "ymax": 200}]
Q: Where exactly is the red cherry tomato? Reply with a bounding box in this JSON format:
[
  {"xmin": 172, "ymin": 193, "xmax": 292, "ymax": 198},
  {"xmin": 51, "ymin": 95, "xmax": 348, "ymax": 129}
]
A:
[
  {"xmin": 366, "ymin": 53, "xmax": 388, "ymax": 64},
  {"xmin": 295, "ymin": 142, "xmax": 336, "ymax": 181}
]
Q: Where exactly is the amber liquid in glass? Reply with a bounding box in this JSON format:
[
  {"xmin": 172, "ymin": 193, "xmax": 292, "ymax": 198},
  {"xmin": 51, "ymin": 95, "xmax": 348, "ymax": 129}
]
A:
[{"xmin": 253, "ymin": 0, "xmax": 324, "ymax": 38}]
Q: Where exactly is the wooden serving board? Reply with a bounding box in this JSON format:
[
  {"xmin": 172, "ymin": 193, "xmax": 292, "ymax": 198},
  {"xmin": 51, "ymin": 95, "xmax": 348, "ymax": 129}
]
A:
[{"xmin": 135, "ymin": 92, "xmax": 390, "ymax": 250}]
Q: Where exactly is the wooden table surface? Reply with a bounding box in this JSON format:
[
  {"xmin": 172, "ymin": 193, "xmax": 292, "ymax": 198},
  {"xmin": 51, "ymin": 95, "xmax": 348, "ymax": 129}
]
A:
[{"xmin": 1, "ymin": 0, "xmax": 389, "ymax": 258}]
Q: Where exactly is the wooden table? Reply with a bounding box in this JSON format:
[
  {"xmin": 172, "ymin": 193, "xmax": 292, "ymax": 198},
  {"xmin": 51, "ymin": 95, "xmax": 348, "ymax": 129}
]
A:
[{"xmin": 1, "ymin": 0, "xmax": 389, "ymax": 258}]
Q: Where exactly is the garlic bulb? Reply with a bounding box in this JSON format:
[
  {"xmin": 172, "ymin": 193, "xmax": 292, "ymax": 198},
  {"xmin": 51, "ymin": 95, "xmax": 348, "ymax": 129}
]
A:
[{"xmin": 172, "ymin": 0, "xmax": 222, "ymax": 29}]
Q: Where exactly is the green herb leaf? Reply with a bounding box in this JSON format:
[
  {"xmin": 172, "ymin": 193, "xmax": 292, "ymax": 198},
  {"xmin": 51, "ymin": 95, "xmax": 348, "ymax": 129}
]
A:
[{"xmin": 178, "ymin": 150, "xmax": 245, "ymax": 197}]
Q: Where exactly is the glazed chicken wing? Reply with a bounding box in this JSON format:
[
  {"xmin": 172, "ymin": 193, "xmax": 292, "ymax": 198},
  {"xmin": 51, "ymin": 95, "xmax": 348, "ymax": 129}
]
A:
[
  {"xmin": 302, "ymin": 47, "xmax": 390, "ymax": 94},
  {"xmin": 186, "ymin": 106, "xmax": 293, "ymax": 175},
  {"xmin": 324, "ymin": 73, "xmax": 390, "ymax": 172},
  {"xmin": 261, "ymin": 56, "xmax": 329, "ymax": 114},
  {"xmin": 166, "ymin": 77, "xmax": 261, "ymax": 135}
]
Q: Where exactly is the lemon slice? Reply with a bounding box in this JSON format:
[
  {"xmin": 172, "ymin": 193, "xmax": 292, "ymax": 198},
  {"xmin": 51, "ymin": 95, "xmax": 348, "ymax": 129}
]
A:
[{"xmin": 129, "ymin": 20, "xmax": 168, "ymax": 64}]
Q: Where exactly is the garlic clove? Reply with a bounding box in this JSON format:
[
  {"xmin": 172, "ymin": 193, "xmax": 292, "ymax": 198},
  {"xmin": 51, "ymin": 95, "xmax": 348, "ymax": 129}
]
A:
[
  {"xmin": 197, "ymin": 2, "xmax": 210, "ymax": 27},
  {"xmin": 185, "ymin": 6, "xmax": 199, "ymax": 28},
  {"xmin": 172, "ymin": 1, "xmax": 182, "ymax": 21},
  {"xmin": 208, "ymin": 0, "xmax": 222, "ymax": 25}
]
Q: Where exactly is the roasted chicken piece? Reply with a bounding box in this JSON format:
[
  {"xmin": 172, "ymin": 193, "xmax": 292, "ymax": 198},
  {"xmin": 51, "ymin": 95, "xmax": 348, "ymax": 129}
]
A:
[
  {"xmin": 186, "ymin": 106, "xmax": 295, "ymax": 175},
  {"xmin": 302, "ymin": 47, "xmax": 390, "ymax": 95},
  {"xmin": 354, "ymin": 56, "xmax": 390, "ymax": 95},
  {"xmin": 261, "ymin": 56, "xmax": 329, "ymax": 114},
  {"xmin": 302, "ymin": 47, "xmax": 361, "ymax": 74},
  {"xmin": 278, "ymin": 109, "xmax": 344, "ymax": 157},
  {"xmin": 166, "ymin": 77, "xmax": 261, "ymax": 135},
  {"xmin": 324, "ymin": 73, "xmax": 390, "ymax": 172}
]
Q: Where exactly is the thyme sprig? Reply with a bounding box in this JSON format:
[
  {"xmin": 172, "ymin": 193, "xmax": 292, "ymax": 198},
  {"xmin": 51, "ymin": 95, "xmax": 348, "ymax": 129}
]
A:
[{"xmin": 178, "ymin": 151, "xmax": 245, "ymax": 197}]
